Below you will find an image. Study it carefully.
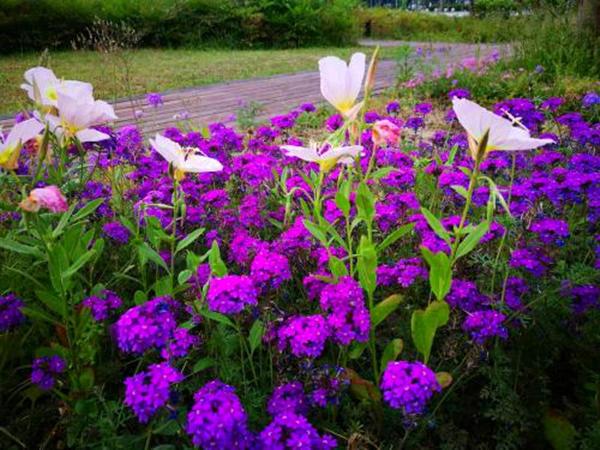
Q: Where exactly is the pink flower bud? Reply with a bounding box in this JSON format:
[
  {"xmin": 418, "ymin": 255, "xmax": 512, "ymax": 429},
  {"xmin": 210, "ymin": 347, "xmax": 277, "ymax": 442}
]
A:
[
  {"xmin": 20, "ymin": 185, "xmax": 68, "ymax": 213},
  {"xmin": 372, "ymin": 120, "xmax": 401, "ymax": 147}
]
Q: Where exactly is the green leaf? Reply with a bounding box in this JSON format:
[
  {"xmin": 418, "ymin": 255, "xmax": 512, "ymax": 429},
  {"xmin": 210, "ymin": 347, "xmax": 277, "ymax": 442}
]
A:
[
  {"xmin": 372, "ymin": 294, "xmax": 403, "ymax": 328},
  {"xmin": 0, "ymin": 237, "xmax": 43, "ymax": 258},
  {"xmin": 356, "ymin": 182, "xmax": 375, "ymax": 224},
  {"xmin": 376, "ymin": 223, "xmax": 414, "ymax": 254},
  {"xmin": 455, "ymin": 220, "xmax": 490, "ymax": 260},
  {"xmin": 192, "ymin": 357, "xmax": 215, "ymax": 374},
  {"xmin": 380, "ymin": 338, "xmax": 403, "ymax": 374},
  {"xmin": 348, "ymin": 342, "xmax": 367, "ymax": 359},
  {"xmin": 134, "ymin": 290, "xmax": 147, "ymax": 305},
  {"xmin": 35, "ymin": 289, "xmax": 66, "ymax": 318},
  {"xmin": 450, "ymin": 185, "xmax": 469, "ymax": 199},
  {"xmin": 199, "ymin": 308, "xmax": 235, "ymax": 328},
  {"xmin": 302, "ymin": 219, "xmax": 327, "ymax": 245},
  {"xmin": 420, "ymin": 207, "xmax": 451, "ymax": 244},
  {"xmin": 177, "ymin": 269, "xmax": 193, "ymax": 285},
  {"xmin": 62, "ymin": 249, "xmax": 96, "ymax": 280},
  {"xmin": 71, "ymin": 198, "xmax": 104, "ymax": 222},
  {"xmin": 51, "ymin": 204, "xmax": 76, "ymax": 239},
  {"xmin": 21, "ymin": 306, "xmax": 60, "ymax": 325},
  {"xmin": 421, "ymin": 247, "xmax": 452, "ymax": 301},
  {"xmin": 411, "ymin": 300, "xmax": 450, "ymax": 363},
  {"xmin": 175, "ymin": 228, "xmax": 205, "ymax": 254},
  {"xmin": 328, "ymin": 255, "xmax": 348, "ymax": 278},
  {"xmin": 357, "ymin": 236, "xmax": 377, "ymax": 296},
  {"xmin": 543, "ymin": 410, "xmax": 577, "ymax": 450},
  {"xmin": 371, "ymin": 166, "xmax": 396, "ymax": 180},
  {"xmin": 137, "ymin": 242, "xmax": 170, "ymax": 272},
  {"xmin": 248, "ymin": 319, "xmax": 264, "ymax": 353},
  {"xmin": 334, "ymin": 181, "xmax": 351, "ymax": 217},
  {"xmin": 208, "ymin": 241, "xmax": 227, "ymax": 277}
]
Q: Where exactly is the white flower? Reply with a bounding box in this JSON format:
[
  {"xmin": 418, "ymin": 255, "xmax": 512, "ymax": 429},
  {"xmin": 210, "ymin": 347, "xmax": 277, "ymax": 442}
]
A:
[
  {"xmin": 0, "ymin": 118, "xmax": 44, "ymax": 169},
  {"xmin": 452, "ymin": 98, "xmax": 555, "ymax": 160},
  {"xmin": 21, "ymin": 67, "xmax": 92, "ymax": 107},
  {"xmin": 46, "ymin": 89, "xmax": 117, "ymax": 143},
  {"xmin": 149, "ymin": 134, "xmax": 223, "ymax": 179},
  {"xmin": 281, "ymin": 142, "xmax": 363, "ymax": 172},
  {"xmin": 319, "ymin": 53, "xmax": 366, "ymax": 119}
]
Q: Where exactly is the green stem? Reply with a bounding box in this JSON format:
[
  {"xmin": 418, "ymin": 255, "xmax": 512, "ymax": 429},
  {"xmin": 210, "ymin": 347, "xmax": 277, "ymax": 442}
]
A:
[{"xmin": 450, "ymin": 159, "xmax": 482, "ymax": 264}]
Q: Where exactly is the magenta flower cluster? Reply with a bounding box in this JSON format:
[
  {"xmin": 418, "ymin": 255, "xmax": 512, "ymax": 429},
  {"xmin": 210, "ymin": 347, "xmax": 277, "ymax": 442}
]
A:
[
  {"xmin": 206, "ymin": 275, "xmax": 258, "ymax": 315},
  {"xmin": 380, "ymin": 361, "xmax": 441, "ymax": 415},
  {"xmin": 0, "ymin": 293, "xmax": 25, "ymax": 332},
  {"xmin": 124, "ymin": 362, "xmax": 183, "ymax": 423},
  {"xmin": 462, "ymin": 310, "xmax": 508, "ymax": 344},
  {"xmin": 82, "ymin": 289, "xmax": 122, "ymax": 321},
  {"xmin": 31, "ymin": 355, "xmax": 66, "ymax": 390}
]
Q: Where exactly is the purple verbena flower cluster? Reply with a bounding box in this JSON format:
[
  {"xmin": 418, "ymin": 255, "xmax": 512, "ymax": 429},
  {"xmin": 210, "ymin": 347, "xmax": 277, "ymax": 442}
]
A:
[
  {"xmin": 31, "ymin": 355, "xmax": 66, "ymax": 390},
  {"xmin": 82, "ymin": 289, "xmax": 122, "ymax": 321},
  {"xmin": 380, "ymin": 361, "xmax": 441, "ymax": 415},
  {"xmin": 0, "ymin": 293, "xmax": 25, "ymax": 332},
  {"xmin": 206, "ymin": 275, "xmax": 258, "ymax": 315}
]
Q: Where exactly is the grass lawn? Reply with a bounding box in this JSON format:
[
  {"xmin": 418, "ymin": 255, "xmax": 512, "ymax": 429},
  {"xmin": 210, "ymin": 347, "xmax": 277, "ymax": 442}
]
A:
[{"xmin": 0, "ymin": 47, "xmax": 393, "ymax": 116}]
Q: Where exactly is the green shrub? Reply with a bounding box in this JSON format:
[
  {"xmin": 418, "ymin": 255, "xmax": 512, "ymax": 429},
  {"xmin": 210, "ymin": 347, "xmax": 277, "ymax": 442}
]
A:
[
  {"xmin": 0, "ymin": 0, "xmax": 360, "ymax": 53},
  {"xmin": 358, "ymin": 7, "xmax": 530, "ymax": 42}
]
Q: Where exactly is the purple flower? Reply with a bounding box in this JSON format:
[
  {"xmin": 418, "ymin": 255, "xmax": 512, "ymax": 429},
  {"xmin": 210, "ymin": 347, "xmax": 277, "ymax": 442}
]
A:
[
  {"xmin": 504, "ymin": 276, "xmax": 529, "ymax": 311},
  {"xmin": 114, "ymin": 296, "xmax": 178, "ymax": 354},
  {"xmin": 298, "ymin": 102, "xmax": 316, "ymax": 113},
  {"xmin": 380, "ymin": 361, "xmax": 441, "ymax": 414},
  {"xmin": 186, "ymin": 380, "xmax": 253, "ymax": 449},
  {"xmin": 463, "ymin": 310, "xmax": 508, "ymax": 344},
  {"xmin": 405, "ymin": 116, "xmax": 425, "ymax": 131},
  {"xmin": 319, "ymin": 277, "xmax": 370, "ymax": 346},
  {"xmin": 160, "ymin": 327, "xmax": 200, "ymax": 360},
  {"xmin": 267, "ymin": 382, "xmax": 309, "ymax": 416},
  {"xmin": 448, "ymin": 88, "xmax": 470, "ymax": 99},
  {"xmin": 0, "ymin": 293, "xmax": 25, "ymax": 332},
  {"xmin": 124, "ymin": 363, "xmax": 183, "ymax": 423},
  {"xmin": 31, "ymin": 355, "xmax": 66, "ymax": 390},
  {"xmin": 146, "ymin": 92, "xmax": 163, "ymax": 108},
  {"xmin": 510, "ymin": 247, "xmax": 552, "ymax": 277},
  {"xmin": 582, "ymin": 91, "xmax": 600, "ymax": 108},
  {"xmin": 102, "ymin": 221, "xmax": 130, "ymax": 244},
  {"xmin": 414, "ymin": 102, "xmax": 433, "ymax": 115},
  {"xmin": 82, "ymin": 289, "xmax": 122, "ymax": 321},
  {"xmin": 540, "ymin": 97, "xmax": 564, "ymax": 112},
  {"xmin": 277, "ymin": 315, "xmax": 330, "ymax": 358},
  {"xmin": 250, "ymin": 250, "xmax": 291, "ymax": 291},
  {"xmin": 257, "ymin": 412, "xmax": 336, "ymax": 450},
  {"xmin": 207, "ymin": 275, "xmax": 258, "ymax": 315},
  {"xmin": 447, "ymin": 279, "xmax": 489, "ymax": 312},
  {"xmin": 386, "ymin": 100, "xmax": 401, "ymax": 114},
  {"xmin": 530, "ymin": 218, "xmax": 569, "ymax": 246},
  {"xmin": 563, "ymin": 283, "xmax": 600, "ymax": 314},
  {"xmin": 324, "ymin": 114, "xmax": 344, "ymax": 132}
]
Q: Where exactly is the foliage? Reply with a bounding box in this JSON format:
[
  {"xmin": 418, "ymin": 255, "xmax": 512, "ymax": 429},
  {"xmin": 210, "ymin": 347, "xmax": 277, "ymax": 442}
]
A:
[{"xmin": 0, "ymin": 0, "xmax": 360, "ymax": 53}]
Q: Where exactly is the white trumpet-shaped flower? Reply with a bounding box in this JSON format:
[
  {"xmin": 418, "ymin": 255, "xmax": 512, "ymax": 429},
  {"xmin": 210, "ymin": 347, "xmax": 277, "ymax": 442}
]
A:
[
  {"xmin": 21, "ymin": 67, "xmax": 93, "ymax": 107},
  {"xmin": 319, "ymin": 53, "xmax": 366, "ymax": 119},
  {"xmin": 452, "ymin": 98, "xmax": 555, "ymax": 160},
  {"xmin": 281, "ymin": 142, "xmax": 363, "ymax": 172},
  {"xmin": 150, "ymin": 134, "xmax": 223, "ymax": 180},
  {"xmin": 0, "ymin": 118, "xmax": 44, "ymax": 169},
  {"xmin": 46, "ymin": 90, "xmax": 117, "ymax": 143}
]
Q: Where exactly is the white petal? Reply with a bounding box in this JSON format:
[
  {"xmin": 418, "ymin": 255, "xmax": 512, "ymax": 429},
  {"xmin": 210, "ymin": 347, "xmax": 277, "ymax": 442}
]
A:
[
  {"xmin": 281, "ymin": 145, "xmax": 320, "ymax": 162},
  {"xmin": 346, "ymin": 53, "xmax": 366, "ymax": 104},
  {"xmin": 76, "ymin": 128, "xmax": 110, "ymax": 143},
  {"xmin": 179, "ymin": 154, "xmax": 223, "ymax": 173},
  {"xmin": 320, "ymin": 145, "xmax": 363, "ymax": 164},
  {"xmin": 5, "ymin": 119, "xmax": 44, "ymax": 146},
  {"xmin": 150, "ymin": 134, "xmax": 181, "ymax": 163},
  {"xmin": 319, "ymin": 56, "xmax": 351, "ymax": 111},
  {"xmin": 452, "ymin": 98, "xmax": 490, "ymax": 141}
]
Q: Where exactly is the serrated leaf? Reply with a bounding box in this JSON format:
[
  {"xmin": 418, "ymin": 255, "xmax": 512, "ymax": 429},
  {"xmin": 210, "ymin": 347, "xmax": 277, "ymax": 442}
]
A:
[
  {"xmin": 380, "ymin": 338, "xmax": 403, "ymax": 374},
  {"xmin": 376, "ymin": 223, "xmax": 414, "ymax": 254},
  {"xmin": 421, "ymin": 247, "xmax": 452, "ymax": 301},
  {"xmin": 420, "ymin": 207, "xmax": 451, "ymax": 244},
  {"xmin": 455, "ymin": 220, "xmax": 490, "ymax": 260},
  {"xmin": 137, "ymin": 242, "xmax": 169, "ymax": 272},
  {"xmin": 248, "ymin": 319, "xmax": 264, "ymax": 353},
  {"xmin": 411, "ymin": 300, "xmax": 450, "ymax": 363},
  {"xmin": 175, "ymin": 228, "xmax": 205, "ymax": 254},
  {"xmin": 192, "ymin": 357, "xmax": 215, "ymax": 374},
  {"xmin": 199, "ymin": 308, "xmax": 235, "ymax": 328},
  {"xmin": 302, "ymin": 219, "xmax": 327, "ymax": 245},
  {"xmin": 328, "ymin": 255, "xmax": 348, "ymax": 278},
  {"xmin": 372, "ymin": 294, "xmax": 403, "ymax": 328},
  {"xmin": 72, "ymin": 198, "xmax": 103, "ymax": 222},
  {"xmin": 177, "ymin": 269, "xmax": 193, "ymax": 285},
  {"xmin": 208, "ymin": 241, "xmax": 227, "ymax": 276}
]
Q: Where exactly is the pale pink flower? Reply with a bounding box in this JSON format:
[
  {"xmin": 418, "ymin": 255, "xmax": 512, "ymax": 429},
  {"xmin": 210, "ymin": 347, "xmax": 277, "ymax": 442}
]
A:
[{"xmin": 20, "ymin": 185, "xmax": 68, "ymax": 213}]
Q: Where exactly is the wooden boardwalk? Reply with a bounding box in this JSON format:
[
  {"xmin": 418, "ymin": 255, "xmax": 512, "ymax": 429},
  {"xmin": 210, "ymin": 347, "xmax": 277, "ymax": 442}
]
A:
[{"xmin": 1, "ymin": 42, "xmax": 508, "ymax": 135}]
